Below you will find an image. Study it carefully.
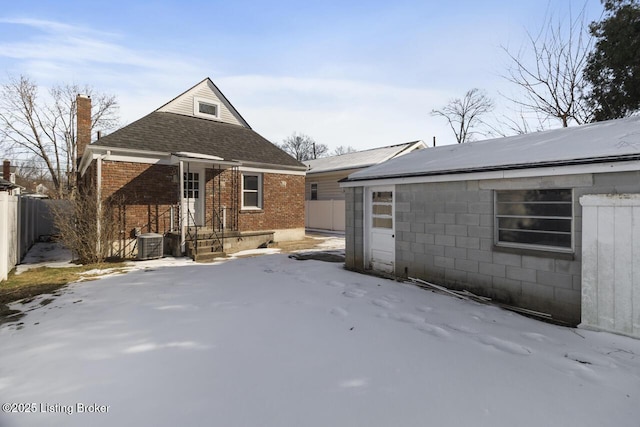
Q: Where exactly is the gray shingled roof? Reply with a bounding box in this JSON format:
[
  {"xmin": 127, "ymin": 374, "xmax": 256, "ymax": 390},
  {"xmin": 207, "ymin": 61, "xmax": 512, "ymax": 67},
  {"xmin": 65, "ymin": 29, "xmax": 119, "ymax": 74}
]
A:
[
  {"xmin": 0, "ymin": 178, "xmax": 17, "ymax": 190},
  {"xmin": 91, "ymin": 112, "xmax": 304, "ymax": 169}
]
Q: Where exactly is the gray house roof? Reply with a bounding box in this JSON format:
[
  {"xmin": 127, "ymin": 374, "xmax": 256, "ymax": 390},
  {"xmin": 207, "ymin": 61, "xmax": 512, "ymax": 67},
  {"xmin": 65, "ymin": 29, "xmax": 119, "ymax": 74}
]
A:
[
  {"xmin": 91, "ymin": 112, "xmax": 304, "ymax": 169},
  {"xmin": 306, "ymin": 141, "xmax": 426, "ymax": 174},
  {"xmin": 0, "ymin": 178, "xmax": 17, "ymax": 190},
  {"xmin": 344, "ymin": 116, "xmax": 640, "ymax": 182}
]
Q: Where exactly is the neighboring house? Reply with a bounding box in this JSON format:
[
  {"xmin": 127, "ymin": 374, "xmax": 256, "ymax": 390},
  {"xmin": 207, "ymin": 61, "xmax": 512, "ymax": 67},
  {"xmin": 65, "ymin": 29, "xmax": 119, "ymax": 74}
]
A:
[
  {"xmin": 78, "ymin": 78, "xmax": 306, "ymax": 261},
  {"xmin": 1, "ymin": 160, "xmax": 20, "ymax": 196},
  {"xmin": 340, "ymin": 116, "xmax": 640, "ymax": 336},
  {"xmin": 304, "ymin": 141, "xmax": 426, "ymax": 231},
  {"xmin": 0, "ymin": 178, "xmax": 18, "ymax": 194}
]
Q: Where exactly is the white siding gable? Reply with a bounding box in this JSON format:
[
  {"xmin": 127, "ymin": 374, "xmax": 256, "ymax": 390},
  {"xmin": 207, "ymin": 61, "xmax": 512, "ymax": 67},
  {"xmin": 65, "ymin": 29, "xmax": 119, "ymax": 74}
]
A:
[{"xmin": 156, "ymin": 79, "xmax": 248, "ymax": 127}]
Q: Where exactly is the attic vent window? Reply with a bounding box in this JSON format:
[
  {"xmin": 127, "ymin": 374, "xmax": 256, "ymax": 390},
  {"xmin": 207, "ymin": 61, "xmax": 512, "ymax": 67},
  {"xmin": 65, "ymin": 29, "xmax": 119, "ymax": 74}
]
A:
[
  {"xmin": 194, "ymin": 97, "xmax": 220, "ymax": 119},
  {"xmin": 199, "ymin": 102, "xmax": 217, "ymax": 116}
]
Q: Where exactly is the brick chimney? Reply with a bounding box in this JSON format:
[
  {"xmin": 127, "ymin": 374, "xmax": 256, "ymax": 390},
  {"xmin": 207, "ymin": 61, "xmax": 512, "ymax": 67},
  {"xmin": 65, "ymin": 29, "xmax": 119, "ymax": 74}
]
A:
[
  {"xmin": 76, "ymin": 94, "xmax": 92, "ymax": 160},
  {"xmin": 2, "ymin": 160, "xmax": 9, "ymax": 181}
]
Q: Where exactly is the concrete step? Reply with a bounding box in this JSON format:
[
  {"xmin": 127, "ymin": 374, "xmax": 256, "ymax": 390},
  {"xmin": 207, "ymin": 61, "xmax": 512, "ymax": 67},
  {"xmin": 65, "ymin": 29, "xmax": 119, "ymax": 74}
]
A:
[
  {"xmin": 193, "ymin": 251, "xmax": 226, "ymax": 262},
  {"xmin": 186, "ymin": 239, "xmax": 222, "ymax": 250}
]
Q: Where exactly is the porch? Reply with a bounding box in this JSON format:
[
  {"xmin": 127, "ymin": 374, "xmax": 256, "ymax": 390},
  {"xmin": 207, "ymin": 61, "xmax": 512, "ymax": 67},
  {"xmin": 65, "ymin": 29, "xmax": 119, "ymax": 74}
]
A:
[{"xmin": 165, "ymin": 229, "xmax": 275, "ymax": 262}]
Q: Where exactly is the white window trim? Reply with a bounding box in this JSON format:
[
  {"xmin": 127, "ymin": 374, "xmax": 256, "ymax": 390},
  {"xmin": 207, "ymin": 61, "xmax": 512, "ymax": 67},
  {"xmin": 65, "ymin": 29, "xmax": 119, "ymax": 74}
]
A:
[
  {"xmin": 310, "ymin": 182, "xmax": 318, "ymax": 200},
  {"xmin": 493, "ymin": 189, "xmax": 574, "ymax": 253},
  {"xmin": 193, "ymin": 96, "xmax": 221, "ymax": 120},
  {"xmin": 241, "ymin": 173, "xmax": 263, "ymax": 210}
]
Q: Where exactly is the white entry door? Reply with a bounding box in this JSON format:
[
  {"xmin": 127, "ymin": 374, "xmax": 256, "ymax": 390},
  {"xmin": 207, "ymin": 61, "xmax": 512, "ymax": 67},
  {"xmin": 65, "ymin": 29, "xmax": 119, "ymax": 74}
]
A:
[
  {"xmin": 367, "ymin": 186, "xmax": 395, "ymax": 273},
  {"xmin": 182, "ymin": 165, "xmax": 205, "ymax": 227}
]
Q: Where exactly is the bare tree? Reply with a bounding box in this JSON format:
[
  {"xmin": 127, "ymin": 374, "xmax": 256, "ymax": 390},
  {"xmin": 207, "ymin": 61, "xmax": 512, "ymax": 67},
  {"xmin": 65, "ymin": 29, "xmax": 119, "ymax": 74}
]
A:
[
  {"xmin": 501, "ymin": 6, "xmax": 593, "ymax": 128},
  {"xmin": 0, "ymin": 75, "xmax": 119, "ymax": 198},
  {"xmin": 279, "ymin": 132, "xmax": 329, "ymax": 161},
  {"xmin": 431, "ymin": 88, "xmax": 495, "ymax": 143},
  {"xmin": 332, "ymin": 145, "xmax": 357, "ymax": 156}
]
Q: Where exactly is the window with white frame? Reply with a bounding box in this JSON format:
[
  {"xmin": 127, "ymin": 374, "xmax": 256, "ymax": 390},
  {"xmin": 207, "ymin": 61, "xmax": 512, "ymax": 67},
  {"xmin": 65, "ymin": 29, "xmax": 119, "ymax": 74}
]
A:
[
  {"xmin": 242, "ymin": 173, "xmax": 262, "ymax": 209},
  {"xmin": 310, "ymin": 183, "xmax": 318, "ymax": 200},
  {"xmin": 495, "ymin": 189, "xmax": 573, "ymax": 252},
  {"xmin": 193, "ymin": 97, "xmax": 220, "ymax": 119}
]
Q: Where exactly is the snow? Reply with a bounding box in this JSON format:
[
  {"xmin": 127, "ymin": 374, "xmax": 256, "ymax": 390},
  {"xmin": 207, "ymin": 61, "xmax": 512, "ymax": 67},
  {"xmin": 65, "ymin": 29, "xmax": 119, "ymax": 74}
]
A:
[
  {"xmin": 345, "ymin": 115, "xmax": 640, "ymax": 181},
  {"xmin": 305, "ymin": 142, "xmax": 420, "ymax": 173},
  {"xmin": 2, "ymin": 248, "xmax": 640, "ymax": 426},
  {"xmin": 15, "ymin": 242, "xmax": 74, "ymax": 274}
]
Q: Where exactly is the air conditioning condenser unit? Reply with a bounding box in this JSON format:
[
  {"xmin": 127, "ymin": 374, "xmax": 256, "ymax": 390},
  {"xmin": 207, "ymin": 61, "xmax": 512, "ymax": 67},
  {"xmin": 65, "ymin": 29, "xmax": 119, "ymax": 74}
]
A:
[{"xmin": 137, "ymin": 233, "xmax": 164, "ymax": 260}]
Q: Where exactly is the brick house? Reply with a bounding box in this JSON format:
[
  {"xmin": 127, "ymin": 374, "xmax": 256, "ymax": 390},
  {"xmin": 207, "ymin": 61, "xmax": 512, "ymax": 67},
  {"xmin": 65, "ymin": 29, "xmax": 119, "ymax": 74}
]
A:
[
  {"xmin": 78, "ymin": 78, "xmax": 306, "ymax": 260},
  {"xmin": 341, "ymin": 116, "xmax": 640, "ymax": 331}
]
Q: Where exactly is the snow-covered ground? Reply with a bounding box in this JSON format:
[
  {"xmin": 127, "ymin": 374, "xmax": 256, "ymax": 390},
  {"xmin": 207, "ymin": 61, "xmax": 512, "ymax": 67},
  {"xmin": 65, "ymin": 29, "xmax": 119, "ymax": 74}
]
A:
[{"xmin": 1, "ymin": 246, "xmax": 639, "ymax": 426}]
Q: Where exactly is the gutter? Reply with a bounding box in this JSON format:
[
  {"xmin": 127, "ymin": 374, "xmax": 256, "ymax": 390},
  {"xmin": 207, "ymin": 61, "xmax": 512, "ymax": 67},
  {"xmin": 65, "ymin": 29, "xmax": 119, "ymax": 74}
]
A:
[{"xmin": 239, "ymin": 160, "xmax": 307, "ymax": 172}]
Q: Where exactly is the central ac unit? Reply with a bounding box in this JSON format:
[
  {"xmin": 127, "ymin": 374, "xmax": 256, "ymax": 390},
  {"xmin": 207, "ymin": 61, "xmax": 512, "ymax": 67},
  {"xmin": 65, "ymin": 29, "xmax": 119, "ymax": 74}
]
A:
[{"xmin": 137, "ymin": 233, "xmax": 164, "ymax": 260}]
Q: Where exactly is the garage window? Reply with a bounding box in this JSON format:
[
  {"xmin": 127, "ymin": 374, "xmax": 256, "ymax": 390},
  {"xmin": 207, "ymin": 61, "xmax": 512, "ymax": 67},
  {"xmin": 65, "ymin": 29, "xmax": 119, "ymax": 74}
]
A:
[{"xmin": 495, "ymin": 189, "xmax": 573, "ymax": 252}]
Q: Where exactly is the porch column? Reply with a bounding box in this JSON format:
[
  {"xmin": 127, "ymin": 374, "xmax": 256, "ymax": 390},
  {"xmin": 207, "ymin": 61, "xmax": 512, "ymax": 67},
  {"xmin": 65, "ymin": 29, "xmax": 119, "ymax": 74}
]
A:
[{"xmin": 179, "ymin": 160, "xmax": 185, "ymax": 253}]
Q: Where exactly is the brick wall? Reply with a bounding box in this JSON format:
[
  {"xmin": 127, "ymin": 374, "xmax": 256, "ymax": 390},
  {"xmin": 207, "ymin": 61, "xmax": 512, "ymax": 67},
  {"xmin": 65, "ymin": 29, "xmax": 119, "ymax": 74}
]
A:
[
  {"xmin": 101, "ymin": 161, "xmax": 178, "ymax": 237},
  {"xmin": 99, "ymin": 161, "xmax": 304, "ymax": 237},
  {"xmin": 238, "ymin": 173, "xmax": 305, "ymax": 231}
]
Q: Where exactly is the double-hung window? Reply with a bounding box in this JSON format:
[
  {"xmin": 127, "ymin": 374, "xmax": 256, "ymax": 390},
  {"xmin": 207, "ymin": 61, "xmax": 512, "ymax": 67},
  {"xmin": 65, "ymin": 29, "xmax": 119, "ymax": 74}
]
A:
[
  {"xmin": 242, "ymin": 173, "xmax": 262, "ymax": 209},
  {"xmin": 495, "ymin": 189, "xmax": 573, "ymax": 252},
  {"xmin": 310, "ymin": 183, "xmax": 318, "ymax": 200}
]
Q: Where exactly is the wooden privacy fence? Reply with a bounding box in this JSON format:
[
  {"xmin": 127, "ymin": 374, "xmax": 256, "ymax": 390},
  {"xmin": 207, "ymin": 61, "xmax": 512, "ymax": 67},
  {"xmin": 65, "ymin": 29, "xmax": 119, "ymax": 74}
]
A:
[{"xmin": 0, "ymin": 194, "xmax": 65, "ymax": 281}]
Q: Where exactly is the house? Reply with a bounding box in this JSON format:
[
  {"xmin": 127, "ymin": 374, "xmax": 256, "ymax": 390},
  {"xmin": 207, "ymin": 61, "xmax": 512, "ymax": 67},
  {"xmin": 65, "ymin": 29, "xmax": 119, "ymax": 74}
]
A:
[
  {"xmin": 1, "ymin": 160, "xmax": 20, "ymax": 195},
  {"xmin": 340, "ymin": 116, "xmax": 640, "ymax": 335},
  {"xmin": 304, "ymin": 141, "xmax": 426, "ymax": 231},
  {"xmin": 78, "ymin": 78, "xmax": 306, "ymax": 261}
]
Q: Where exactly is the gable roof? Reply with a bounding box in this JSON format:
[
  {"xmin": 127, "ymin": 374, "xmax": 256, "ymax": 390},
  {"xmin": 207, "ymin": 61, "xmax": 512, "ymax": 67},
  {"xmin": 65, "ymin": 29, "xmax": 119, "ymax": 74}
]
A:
[
  {"xmin": 344, "ymin": 116, "xmax": 640, "ymax": 183},
  {"xmin": 306, "ymin": 141, "xmax": 426, "ymax": 174},
  {"xmin": 0, "ymin": 177, "xmax": 18, "ymax": 191},
  {"xmin": 91, "ymin": 112, "xmax": 304, "ymax": 169},
  {"xmin": 156, "ymin": 77, "xmax": 251, "ymax": 128}
]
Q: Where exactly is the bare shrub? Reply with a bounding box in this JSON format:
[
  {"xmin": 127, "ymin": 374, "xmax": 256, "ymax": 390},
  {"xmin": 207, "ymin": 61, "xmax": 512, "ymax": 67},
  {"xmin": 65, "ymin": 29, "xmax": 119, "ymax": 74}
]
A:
[{"xmin": 52, "ymin": 187, "xmax": 119, "ymax": 264}]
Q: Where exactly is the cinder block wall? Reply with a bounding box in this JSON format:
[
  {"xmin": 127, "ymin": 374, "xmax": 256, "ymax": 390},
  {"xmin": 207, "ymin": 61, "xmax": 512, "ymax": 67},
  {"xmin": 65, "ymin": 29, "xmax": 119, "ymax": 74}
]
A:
[
  {"xmin": 344, "ymin": 187, "xmax": 364, "ymax": 270},
  {"xmin": 349, "ymin": 170, "xmax": 640, "ymax": 325},
  {"xmin": 345, "ymin": 172, "xmax": 640, "ymax": 324}
]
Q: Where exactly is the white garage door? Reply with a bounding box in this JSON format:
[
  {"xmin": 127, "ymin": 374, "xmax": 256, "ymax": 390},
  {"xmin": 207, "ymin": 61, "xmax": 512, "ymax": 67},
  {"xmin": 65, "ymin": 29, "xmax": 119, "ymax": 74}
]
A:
[{"xmin": 367, "ymin": 186, "xmax": 395, "ymax": 274}]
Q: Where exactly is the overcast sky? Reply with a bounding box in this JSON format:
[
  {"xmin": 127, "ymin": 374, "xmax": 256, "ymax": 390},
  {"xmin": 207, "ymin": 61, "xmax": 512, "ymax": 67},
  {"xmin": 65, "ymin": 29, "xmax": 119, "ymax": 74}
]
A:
[{"xmin": 0, "ymin": 0, "xmax": 603, "ymax": 151}]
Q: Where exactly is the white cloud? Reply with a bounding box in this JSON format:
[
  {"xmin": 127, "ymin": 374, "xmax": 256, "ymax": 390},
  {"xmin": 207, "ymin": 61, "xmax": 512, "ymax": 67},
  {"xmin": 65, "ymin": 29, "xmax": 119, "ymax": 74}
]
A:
[
  {"xmin": 0, "ymin": 18, "xmax": 467, "ymax": 149},
  {"xmin": 218, "ymin": 74, "xmax": 458, "ymax": 148}
]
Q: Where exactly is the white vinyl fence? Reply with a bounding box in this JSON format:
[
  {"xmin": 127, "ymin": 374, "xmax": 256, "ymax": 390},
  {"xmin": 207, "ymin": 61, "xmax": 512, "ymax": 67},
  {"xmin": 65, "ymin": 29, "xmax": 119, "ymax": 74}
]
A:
[
  {"xmin": 0, "ymin": 192, "xmax": 19, "ymax": 281},
  {"xmin": 0, "ymin": 194, "xmax": 64, "ymax": 281},
  {"xmin": 305, "ymin": 200, "xmax": 345, "ymax": 232},
  {"xmin": 580, "ymin": 194, "xmax": 640, "ymax": 338}
]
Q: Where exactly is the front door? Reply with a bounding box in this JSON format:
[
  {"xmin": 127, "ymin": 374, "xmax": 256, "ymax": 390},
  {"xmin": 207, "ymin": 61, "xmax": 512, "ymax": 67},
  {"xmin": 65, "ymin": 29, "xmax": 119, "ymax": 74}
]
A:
[
  {"xmin": 367, "ymin": 186, "xmax": 395, "ymax": 273},
  {"xmin": 182, "ymin": 165, "xmax": 204, "ymax": 227}
]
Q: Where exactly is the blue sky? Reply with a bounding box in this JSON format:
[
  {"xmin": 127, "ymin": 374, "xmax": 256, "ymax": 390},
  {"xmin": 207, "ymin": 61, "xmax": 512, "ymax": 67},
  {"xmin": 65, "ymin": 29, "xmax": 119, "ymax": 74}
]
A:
[{"xmin": 0, "ymin": 0, "xmax": 603, "ymax": 150}]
